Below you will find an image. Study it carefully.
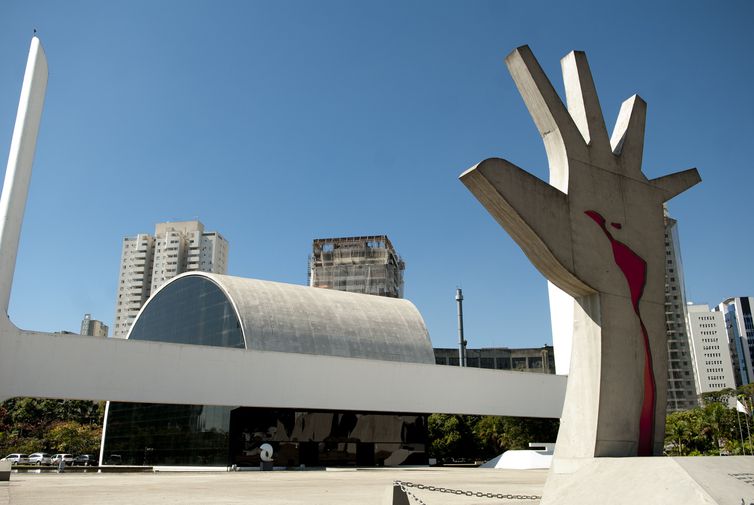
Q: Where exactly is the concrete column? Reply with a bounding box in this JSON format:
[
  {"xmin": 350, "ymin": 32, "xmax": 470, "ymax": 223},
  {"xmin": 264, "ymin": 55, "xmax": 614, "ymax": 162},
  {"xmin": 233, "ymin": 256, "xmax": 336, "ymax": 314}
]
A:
[{"xmin": 0, "ymin": 37, "xmax": 48, "ymax": 315}]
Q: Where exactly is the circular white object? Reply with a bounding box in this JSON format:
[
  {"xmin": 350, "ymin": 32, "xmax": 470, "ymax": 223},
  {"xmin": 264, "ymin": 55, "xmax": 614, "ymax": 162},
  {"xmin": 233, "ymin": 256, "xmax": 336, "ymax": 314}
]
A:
[{"xmin": 260, "ymin": 443, "xmax": 274, "ymax": 462}]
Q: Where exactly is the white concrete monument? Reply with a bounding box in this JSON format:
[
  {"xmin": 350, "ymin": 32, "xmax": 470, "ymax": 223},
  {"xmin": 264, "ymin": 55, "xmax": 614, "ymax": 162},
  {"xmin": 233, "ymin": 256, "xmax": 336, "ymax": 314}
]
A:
[
  {"xmin": 462, "ymin": 45, "xmax": 700, "ymax": 459},
  {"xmin": 461, "ymin": 46, "xmax": 753, "ymax": 504}
]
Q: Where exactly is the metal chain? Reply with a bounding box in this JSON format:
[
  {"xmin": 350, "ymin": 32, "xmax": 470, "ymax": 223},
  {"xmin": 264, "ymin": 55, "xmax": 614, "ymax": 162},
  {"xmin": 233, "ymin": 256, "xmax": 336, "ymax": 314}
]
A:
[{"xmin": 394, "ymin": 480, "xmax": 541, "ymax": 502}]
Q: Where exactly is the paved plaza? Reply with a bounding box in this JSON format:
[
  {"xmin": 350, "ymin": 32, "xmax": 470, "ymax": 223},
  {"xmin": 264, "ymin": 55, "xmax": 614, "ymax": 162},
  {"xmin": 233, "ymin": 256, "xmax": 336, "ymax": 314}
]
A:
[{"xmin": 0, "ymin": 468, "xmax": 546, "ymax": 505}]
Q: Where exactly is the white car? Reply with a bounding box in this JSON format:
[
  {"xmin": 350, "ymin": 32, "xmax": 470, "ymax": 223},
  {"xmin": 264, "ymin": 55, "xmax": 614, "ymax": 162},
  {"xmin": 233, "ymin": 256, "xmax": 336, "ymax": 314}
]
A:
[
  {"xmin": 50, "ymin": 454, "xmax": 74, "ymax": 465},
  {"xmin": 1, "ymin": 453, "xmax": 29, "ymax": 465},
  {"xmin": 28, "ymin": 452, "xmax": 52, "ymax": 465}
]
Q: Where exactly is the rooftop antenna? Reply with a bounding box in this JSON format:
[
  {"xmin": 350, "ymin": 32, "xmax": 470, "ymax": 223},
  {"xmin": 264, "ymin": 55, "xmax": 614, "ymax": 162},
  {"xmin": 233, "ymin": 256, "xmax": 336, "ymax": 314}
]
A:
[{"xmin": 456, "ymin": 287, "xmax": 467, "ymax": 367}]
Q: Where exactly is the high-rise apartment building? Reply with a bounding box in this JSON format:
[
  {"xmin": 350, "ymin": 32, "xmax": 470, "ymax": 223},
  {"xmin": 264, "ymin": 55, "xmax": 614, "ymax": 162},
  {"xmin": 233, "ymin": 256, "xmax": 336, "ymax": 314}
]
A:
[
  {"xmin": 80, "ymin": 313, "xmax": 108, "ymax": 337},
  {"xmin": 716, "ymin": 296, "xmax": 754, "ymax": 386},
  {"xmin": 113, "ymin": 220, "xmax": 228, "ymax": 337},
  {"xmin": 664, "ymin": 212, "xmax": 699, "ymax": 411},
  {"xmin": 308, "ymin": 235, "xmax": 404, "ymax": 298},
  {"xmin": 686, "ymin": 304, "xmax": 736, "ymax": 393}
]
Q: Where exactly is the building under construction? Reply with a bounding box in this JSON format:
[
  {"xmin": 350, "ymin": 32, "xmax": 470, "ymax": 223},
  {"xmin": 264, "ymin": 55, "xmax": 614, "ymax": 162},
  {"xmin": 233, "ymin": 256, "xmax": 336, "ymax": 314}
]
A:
[{"xmin": 308, "ymin": 235, "xmax": 405, "ymax": 298}]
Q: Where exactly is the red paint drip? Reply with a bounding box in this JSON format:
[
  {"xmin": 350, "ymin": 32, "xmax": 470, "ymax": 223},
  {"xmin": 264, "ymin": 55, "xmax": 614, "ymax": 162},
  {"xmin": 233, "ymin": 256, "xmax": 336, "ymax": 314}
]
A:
[{"xmin": 585, "ymin": 210, "xmax": 656, "ymax": 456}]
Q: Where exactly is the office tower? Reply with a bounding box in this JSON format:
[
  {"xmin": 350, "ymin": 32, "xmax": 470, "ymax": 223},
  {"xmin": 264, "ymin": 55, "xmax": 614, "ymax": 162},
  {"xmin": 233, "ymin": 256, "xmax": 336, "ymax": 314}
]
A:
[
  {"xmin": 664, "ymin": 211, "xmax": 699, "ymax": 411},
  {"xmin": 308, "ymin": 235, "xmax": 404, "ymax": 298},
  {"xmin": 113, "ymin": 220, "xmax": 228, "ymax": 337},
  {"xmin": 686, "ymin": 304, "xmax": 736, "ymax": 393},
  {"xmin": 80, "ymin": 313, "xmax": 108, "ymax": 337},
  {"xmin": 716, "ymin": 296, "xmax": 754, "ymax": 386}
]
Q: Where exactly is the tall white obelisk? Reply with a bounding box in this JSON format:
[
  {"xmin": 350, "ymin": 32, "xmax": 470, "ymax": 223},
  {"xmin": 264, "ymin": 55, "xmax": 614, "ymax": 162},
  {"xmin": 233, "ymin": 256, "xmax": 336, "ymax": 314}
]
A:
[{"xmin": 0, "ymin": 37, "xmax": 48, "ymax": 317}]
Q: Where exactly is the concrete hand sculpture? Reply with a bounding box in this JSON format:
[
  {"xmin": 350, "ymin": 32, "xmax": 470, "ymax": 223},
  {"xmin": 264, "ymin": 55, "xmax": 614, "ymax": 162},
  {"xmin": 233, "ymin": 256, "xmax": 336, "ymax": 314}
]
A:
[{"xmin": 460, "ymin": 46, "xmax": 700, "ymax": 458}]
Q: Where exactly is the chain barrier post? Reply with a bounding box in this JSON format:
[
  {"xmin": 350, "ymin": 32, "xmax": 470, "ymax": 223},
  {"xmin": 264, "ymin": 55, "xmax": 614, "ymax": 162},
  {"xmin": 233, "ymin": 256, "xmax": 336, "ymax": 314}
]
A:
[
  {"xmin": 390, "ymin": 480, "xmax": 541, "ymax": 503},
  {"xmin": 386, "ymin": 481, "xmax": 412, "ymax": 505}
]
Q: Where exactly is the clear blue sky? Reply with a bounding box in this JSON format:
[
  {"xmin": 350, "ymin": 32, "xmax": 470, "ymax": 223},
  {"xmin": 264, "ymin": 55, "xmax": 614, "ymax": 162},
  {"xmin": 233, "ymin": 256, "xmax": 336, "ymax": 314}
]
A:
[{"xmin": 1, "ymin": 1, "xmax": 752, "ymax": 349}]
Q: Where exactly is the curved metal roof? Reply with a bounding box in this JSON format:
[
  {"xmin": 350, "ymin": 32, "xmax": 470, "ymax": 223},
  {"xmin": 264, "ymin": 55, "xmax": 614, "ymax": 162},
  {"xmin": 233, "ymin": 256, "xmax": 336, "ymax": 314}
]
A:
[{"xmin": 131, "ymin": 272, "xmax": 435, "ymax": 364}]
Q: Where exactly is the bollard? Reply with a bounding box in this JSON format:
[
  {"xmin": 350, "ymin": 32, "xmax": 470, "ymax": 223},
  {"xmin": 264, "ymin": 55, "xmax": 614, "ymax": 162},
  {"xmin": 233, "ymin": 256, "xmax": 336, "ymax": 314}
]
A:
[
  {"xmin": 383, "ymin": 483, "xmax": 410, "ymax": 505},
  {"xmin": 0, "ymin": 460, "xmax": 10, "ymax": 481}
]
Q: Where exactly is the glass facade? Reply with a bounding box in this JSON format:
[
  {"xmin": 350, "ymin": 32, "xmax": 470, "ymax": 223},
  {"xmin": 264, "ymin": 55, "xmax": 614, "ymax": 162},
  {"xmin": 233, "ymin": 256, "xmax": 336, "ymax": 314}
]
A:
[
  {"xmin": 103, "ymin": 403, "xmax": 427, "ymax": 467},
  {"xmin": 230, "ymin": 408, "xmax": 426, "ymax": 467},
  {"xmin": 104, "ymin": 403, "xmax": 232, "ymax": 466},
  {"xmin": 128, "ymin": 275, "xmax": 244, "ymax": 349},
  {"xmin": 103, "ymin": 275, "xmax": 429, "ymax": 467}
]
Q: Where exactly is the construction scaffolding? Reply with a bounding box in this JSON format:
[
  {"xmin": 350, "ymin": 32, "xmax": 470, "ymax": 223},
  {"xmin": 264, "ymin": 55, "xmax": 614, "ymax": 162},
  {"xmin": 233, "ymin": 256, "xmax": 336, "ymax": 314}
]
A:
[{"xmin": 308, "ymin": 235, "xmax": 405, "ymax": 298}]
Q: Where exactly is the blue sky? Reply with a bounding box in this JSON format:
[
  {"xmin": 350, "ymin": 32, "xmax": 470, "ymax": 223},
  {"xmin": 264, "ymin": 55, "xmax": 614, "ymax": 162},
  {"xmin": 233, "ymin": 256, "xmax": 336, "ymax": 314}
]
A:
[{"xmin": 1, "ymin": 1, "xmax": 752, "ymax": 349}]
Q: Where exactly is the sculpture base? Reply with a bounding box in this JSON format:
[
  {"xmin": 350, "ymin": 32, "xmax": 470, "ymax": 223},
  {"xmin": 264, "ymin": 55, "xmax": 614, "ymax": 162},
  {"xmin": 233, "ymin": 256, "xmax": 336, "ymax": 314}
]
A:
[{"xmin": 541, "ymin": 456, "xmax": 754, "ymax": 504}]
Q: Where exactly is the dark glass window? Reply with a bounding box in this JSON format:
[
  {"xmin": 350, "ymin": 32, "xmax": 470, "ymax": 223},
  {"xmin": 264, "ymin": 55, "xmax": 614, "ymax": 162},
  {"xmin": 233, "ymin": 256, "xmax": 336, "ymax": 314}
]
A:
[
  {"xmin": 129, "ymin": 276, "xmax": 244, "ymax": 349},
  {"xmin": 103, "ymin": 404, "xmax": 427, "ymax": 468},
  {"xmin": 103, "ymin": 403, "xmax": 231, "ymax": 466},
  {"xmin": 512, "ymin": 357, "xmax": 527, "ymax": 370},
  {"xmin": 496, "ymin": 358, "xmax": 511, "ymax": 370},
  {"xmin": 229, "ymin": 408, "xmax": 428, "ymax": 467}
]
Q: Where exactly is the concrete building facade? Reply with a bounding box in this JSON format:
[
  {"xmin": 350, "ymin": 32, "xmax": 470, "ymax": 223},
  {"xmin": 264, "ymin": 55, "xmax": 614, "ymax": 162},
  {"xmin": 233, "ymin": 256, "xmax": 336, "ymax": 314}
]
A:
[
  {"xmin": 716, "ymin": 297, "xmax": 754, "ymax": 386},
  {"xmin": 434, "ymin": 346, "xmax": 555, "ymax": 374},
  {"xmin": 80, "ymin": 313, "xmax": 108, "ymax": 337},
  {"xmin": 102, "ymin": 271, "xmax": 435, "ymax": 467},
  {"xmin": 686, "ymin": 304, "xmax": 736, "ymax": 393},
  {"xmin": 113, "ymin": 221, "xmax": 228, "ymax": 337},
  {"xmin": 308, "ymin": 235, "xmax": 404, "ymax": 298},
  {"xmin": 664, "ymin": 214, "xmax": 699, "ymax": 411}
]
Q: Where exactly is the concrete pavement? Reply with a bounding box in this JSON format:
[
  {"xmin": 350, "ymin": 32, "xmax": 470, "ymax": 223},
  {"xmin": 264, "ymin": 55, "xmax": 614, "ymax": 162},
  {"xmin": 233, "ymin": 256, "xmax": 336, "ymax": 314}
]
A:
[{"xmin": 0, "ymin": 468, "xmax": 547, "ymax": 505}]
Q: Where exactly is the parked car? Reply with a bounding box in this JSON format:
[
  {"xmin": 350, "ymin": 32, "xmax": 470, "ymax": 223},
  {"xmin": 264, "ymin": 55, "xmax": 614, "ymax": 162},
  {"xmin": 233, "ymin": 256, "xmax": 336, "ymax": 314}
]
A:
[
  {"xmin": 1, "ymin": 453, "xmax": 29, "ymax": 465},
  {"xmin": 50, "ymin": 454, "xmax": 74, "ymax": 465},
  {"xmin": 104, "ymin": 454, "xmax": 122, "ymax": 465},
  {"xmin": 73, "ymin": 454, "xmax": 98, "ymax": 466},
  {"xmin": 28, "ymin": 453, "xmax": 52, "ymax": 465}
]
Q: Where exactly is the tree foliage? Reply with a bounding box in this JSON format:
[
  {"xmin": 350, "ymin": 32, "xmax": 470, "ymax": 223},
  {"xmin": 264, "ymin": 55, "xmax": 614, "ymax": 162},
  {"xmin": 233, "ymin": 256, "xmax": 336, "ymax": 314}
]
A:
[
  {"xmin": 47, "ymin": 421, "xmax": 102, "ymax": 454},
  {"xmin": 428, "ymin": 414, "xmax": 559, "ymax": 463},
  {"xmin": 0, "ymin": 398, "xmax": 104, "ymax": 456},
  {"xmin": 427, "ymin": 414, "xmax": 479, "ymax": 462},
  {"xmin": 665, "ymin": 387, "xmax": 754, "ymax": 456}
]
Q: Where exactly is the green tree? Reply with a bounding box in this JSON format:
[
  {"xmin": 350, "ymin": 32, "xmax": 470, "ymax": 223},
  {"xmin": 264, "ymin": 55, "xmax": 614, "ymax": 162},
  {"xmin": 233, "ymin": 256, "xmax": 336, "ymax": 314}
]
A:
[
  {"xmin": 428, "ymin": 415, "xmax": 559, "ymax": 463},
  {"xmin": 0, "ymin": 398, "xmax": 104, "ymax": 455},
  {"xmin": 496, "ymin": 417, "xmax": 559, "ymax": 452},
  {"xmin": 664, "ymin": 389, "xmax": 745, "ymax": 456},
  {"xmin": 473, "ymin": 416, "xmax": 506, "ymax": 459},
  {"xmin": 700, "ymin": 388, "xmax": 735, "ymax": 407},
  {"xmin": 47, "ymin": 421, "xmax": 102, "ymax": 454},
  {"xmin": 427, "ymin": 414, "xmax": 478, "ymax": 462}
]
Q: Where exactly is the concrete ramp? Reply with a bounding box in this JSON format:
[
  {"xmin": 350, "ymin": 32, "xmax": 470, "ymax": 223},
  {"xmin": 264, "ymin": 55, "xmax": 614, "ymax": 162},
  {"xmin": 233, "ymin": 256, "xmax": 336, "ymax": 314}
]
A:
[{"xmin": 541, "ymin": 456, "xmax": 754, "ymax": 505}]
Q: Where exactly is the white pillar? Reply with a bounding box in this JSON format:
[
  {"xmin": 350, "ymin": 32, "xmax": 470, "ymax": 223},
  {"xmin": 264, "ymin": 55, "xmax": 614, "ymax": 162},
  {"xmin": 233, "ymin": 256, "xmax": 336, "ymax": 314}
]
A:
[
  {"xmin": 548, "ymin": 281, "xmax": 574, "ymax": 376},
  {"xmin": 0, "ymin": 37, "xmax": 48, "ymax": 315}
]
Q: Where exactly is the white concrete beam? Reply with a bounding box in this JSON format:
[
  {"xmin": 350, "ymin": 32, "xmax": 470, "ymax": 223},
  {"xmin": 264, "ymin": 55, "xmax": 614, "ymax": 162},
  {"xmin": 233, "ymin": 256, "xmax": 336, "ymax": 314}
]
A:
[{"xmin": 0, "ymin": 315, "xmax": 565, "ymax": 418}]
